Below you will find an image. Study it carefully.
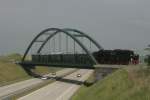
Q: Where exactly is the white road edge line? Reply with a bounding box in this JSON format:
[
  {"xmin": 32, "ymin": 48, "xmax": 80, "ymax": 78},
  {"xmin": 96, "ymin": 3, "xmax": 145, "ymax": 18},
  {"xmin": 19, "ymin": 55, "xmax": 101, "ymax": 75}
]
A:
[{"xmin": 56, "ymin": 70, "xmax": 93, "ymax": 100}]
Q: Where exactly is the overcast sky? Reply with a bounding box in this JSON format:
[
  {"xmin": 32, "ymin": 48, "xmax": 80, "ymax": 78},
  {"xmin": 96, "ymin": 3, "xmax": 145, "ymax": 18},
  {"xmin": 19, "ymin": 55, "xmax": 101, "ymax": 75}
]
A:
[{"xmin": 0, "ymin": 0, "xmax": 150, "ymax": 54}]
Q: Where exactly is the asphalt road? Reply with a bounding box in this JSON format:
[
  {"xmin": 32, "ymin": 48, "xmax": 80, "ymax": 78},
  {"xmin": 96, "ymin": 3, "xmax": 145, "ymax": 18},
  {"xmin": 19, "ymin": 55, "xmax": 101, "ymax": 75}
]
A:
[
  {"xmin": 0, "ymin": 68, "xmax": 76, "ymax": 99},
  {"xmin": 18, "ymin": 69, "xmax": 94, "ymax": 100}
]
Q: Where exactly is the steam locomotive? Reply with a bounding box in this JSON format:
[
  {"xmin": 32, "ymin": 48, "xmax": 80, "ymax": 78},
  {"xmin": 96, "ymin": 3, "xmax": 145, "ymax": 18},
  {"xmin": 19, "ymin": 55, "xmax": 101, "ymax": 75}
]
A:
[{"xmin": 93, "ymin": 49, "xmax": 139, "ymax": 65}]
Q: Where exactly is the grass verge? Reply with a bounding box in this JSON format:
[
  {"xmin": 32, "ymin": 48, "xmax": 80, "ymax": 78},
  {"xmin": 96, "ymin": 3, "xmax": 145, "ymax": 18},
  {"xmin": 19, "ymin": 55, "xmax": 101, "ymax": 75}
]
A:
[
  {"xmin": 0, "ymin": 54, "xmax": 61, "ymax": 86},
  {"xmin": 71, "ymin": 65, "xmax": 150, "ymax": 100}
]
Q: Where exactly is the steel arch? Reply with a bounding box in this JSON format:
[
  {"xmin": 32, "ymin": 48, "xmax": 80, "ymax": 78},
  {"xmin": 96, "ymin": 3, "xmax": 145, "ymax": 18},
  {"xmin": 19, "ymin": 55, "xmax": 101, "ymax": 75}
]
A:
[
  {"xmin": 64, "ymin": 28, "xmax": 103, "ymax": 50},
  {"xmin": 22, "ymin": 28, "xmax": 98, "ymax": 64},
  {"xmin": 37, "ymin": 28, "xmax": 103, "ymax": 53}
]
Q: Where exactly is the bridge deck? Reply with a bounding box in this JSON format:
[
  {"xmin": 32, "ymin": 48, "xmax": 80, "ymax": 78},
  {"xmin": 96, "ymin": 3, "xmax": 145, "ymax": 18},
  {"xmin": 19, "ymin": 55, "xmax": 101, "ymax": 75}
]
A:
[
  {"xmin": 94, "ymin": 64, "xmax": 127, "ymax": 69},
  {"xmin": 19, "ymin": 61, "xmax": 95, "ymax": 69},
  {"xmin": 19, "ymin": 61, "xmax": 126, "ymax": 70}
]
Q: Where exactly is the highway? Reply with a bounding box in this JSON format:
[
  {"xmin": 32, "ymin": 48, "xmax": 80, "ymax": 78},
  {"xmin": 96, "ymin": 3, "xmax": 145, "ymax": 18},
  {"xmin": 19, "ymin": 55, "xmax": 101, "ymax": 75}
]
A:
[
  {"xmin": 18, "ymin": 69, "xmax": 94, "ymax": 100},
  {"xmin": 0, "ymin": 68, "xmax": 76, "ymax": 99}
]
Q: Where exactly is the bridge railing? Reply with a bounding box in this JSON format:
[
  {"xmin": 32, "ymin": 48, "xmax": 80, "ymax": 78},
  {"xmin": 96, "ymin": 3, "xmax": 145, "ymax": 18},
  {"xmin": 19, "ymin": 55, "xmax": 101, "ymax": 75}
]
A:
[{"xmin": 31, "ymin": 54, "xmax": 94, "ymax": 66}]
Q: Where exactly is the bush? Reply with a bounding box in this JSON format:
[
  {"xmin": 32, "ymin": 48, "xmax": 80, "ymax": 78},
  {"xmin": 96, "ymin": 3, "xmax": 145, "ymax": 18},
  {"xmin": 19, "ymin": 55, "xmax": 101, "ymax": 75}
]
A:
[
  {"xmin": 145, "ymin": 55, "xmax": 150, "ymax": 66},
  {"xmin": 148, "ymin": 56, "xmax": 150, "ymax": 66}
]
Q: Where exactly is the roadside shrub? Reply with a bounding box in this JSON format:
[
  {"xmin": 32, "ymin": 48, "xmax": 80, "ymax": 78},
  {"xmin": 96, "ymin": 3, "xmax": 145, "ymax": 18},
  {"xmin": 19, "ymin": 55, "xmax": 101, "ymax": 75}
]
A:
[
  {"xmin": 145, "ymin": 55, "xmax": 150, "ymax": 66},
  {"xmin": 148, "ymin": 55, "xmax": 150, "ymax": 66}
]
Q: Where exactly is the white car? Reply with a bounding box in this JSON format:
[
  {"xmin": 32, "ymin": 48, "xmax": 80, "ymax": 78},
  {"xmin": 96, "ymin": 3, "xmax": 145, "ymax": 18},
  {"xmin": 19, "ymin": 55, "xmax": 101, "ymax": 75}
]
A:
[
  {"xmin": 51, "ymin": 72, "xmax": 56, "ymax": 78},
  {"xmin": 77, "ymin": 74, "xmax": 81, "ymax": 77},
  {"xmin": 41, "ymin": 77, "xmax": 48, "ymax": 80},
  {"xmin": 51, "ymin": 72, "xmax": 56, "ymax": 75}
]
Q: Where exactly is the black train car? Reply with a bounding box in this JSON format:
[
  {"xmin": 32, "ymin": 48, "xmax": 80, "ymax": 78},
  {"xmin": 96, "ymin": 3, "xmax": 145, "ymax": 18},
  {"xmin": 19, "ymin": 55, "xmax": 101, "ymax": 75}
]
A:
[
  {"xmin": 114, "ymin": 49, "xmax": 134, "ymax": 65},
  {"xmin": 93, "ymin": 49, "xmax": 135, "ymax": 65}
]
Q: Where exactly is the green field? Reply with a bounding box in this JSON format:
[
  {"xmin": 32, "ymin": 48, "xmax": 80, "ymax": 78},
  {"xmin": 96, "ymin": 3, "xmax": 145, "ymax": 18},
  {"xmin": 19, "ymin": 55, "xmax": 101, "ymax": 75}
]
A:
[
  {"xmin": 0, "ymin": 54, "xmax": 60, "ymax": 86},
  {"xmin": 71, "ymin": 66, "xmax": 150, "ymax": 100}
]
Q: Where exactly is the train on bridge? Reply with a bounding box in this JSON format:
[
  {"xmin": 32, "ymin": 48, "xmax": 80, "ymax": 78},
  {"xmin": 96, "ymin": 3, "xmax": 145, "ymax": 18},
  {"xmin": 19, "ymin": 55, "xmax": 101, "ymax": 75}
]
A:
[
  {"xmin": 93, "ymin": 49, "xmax": 139, "ymax": 65},
  {"xmin": 19, "ymin": 28, "xmax": 139, "ymax": 79},
  {"xmin": 31, "ymin": 49, "xmax": 139, "ymax": 66}
]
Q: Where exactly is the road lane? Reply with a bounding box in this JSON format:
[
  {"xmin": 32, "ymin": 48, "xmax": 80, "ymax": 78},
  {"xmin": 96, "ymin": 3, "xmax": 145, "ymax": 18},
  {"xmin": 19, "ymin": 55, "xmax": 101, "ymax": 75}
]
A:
[
  {"xmin": 18, "ymin": 69, "xmax": 94, "ymax": 100},
  {"xmin": 0, "ymin": 68, "xmax": 76, "ymax": 99}
]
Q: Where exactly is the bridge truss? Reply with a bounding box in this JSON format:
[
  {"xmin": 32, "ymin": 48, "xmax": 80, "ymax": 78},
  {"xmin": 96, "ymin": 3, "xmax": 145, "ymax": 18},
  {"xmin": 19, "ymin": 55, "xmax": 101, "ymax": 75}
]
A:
[{"xmin": 19, "ymin": 28, "xmax": 103, "ymax": 77}]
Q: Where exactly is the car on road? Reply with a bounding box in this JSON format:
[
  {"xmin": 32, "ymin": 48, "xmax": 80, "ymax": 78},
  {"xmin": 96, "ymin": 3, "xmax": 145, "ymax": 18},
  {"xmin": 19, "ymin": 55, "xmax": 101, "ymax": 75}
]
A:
[
  {"xmin": 51, "ymin": 72, "xmax": 56, "ymax": 78},
  {"xmin": 41, "ymin": 76, "xmax": 48, "ymax": 80},
  {"xmin": 52, "ymin": 72, "xmax": 56, "ymax": 75},
  {"xmin": 77, "ymin": 74, "xmax": 81, "ymax": 77}
]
